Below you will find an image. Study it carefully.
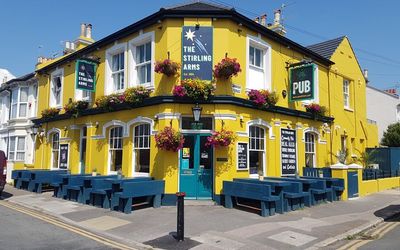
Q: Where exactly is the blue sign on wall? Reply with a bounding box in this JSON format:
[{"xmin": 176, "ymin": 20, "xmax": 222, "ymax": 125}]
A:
[{"xmin": 182, "ymin": 26, "xmax": 213, "ymax": 80}]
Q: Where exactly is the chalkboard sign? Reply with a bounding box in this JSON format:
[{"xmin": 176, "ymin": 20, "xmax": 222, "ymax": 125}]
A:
[
  {"xmin": 59, "ymin": 144, "xmax": 69, "ymax": 169},
  {"xmin": 182, "ymin": 26, "xmax": 213, "ymax": 80},
  {"xmin": 237, "ymin": 142, "xmax": 248, "ymax": 170},
  {"xmin": 75, "ymin": 60, "xmax": 96, "ymax": 92},
  {"xmin": 281, "ymin": 129, "xmax": 297, "ymax": 175}
]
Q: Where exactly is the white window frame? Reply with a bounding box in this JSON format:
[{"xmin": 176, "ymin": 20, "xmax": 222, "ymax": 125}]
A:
[
  {"xmin": 249, "ymin": 125, "xmax": 266, "ymax": 178},
  {"xmin": 246, "ymin": 35, "xmax": 272, "ymax": 91},
  {"xmin": 105, "ymin": 43, "xmax": 127, "ymax": 95},
  {"xmin": 51, "ymin": 132, "xmax": 60, "ymax": 169},
  {"xmin": 0, "ymin": 93, "xmax": 9, "ymax": 124},
  {"xmin": 79, "ymin": 126, "xmax": 87, "ymax": 174},
  {"xmin": 10, "ymin": 86, "xmax": 29, "ymax": 119},
  {"xmin": 343, "ymin": 79, "xmax": 350, "ymax": 109},
  {"xmin": 132, "ymin": 123, "xmax": 151, "ymax": 177},
  {"xmin": 50, "ymin": 68, "xmax": 64, "ymax": 108},
  {"xmin": 129, "ymin": 31, "xmax": 155, "ymax": 89},
  {"xmin": 305, "ymin": 132, "xmax": 316, "ymax": 168},
  {"xmin": 108, "ymin": 126, "xmax": 124, "ymax": 175},
  {"xmin": 31, "ymin": 84, "xmax": 38, "ymax": 118},
  {"xmin": 8, "ymin": 136, "xmax": 26, "ymax": 162}
]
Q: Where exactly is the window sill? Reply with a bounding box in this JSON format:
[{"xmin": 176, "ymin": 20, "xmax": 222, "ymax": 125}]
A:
[{"xmin": 344, "ymin": 107, "xmax": 354, "ymax": 112}]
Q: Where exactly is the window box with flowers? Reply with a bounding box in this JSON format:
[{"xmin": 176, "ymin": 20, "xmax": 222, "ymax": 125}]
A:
[
  {"xmin": 41, "ymin": 107, "xmax": 60, "ymax": 119},
  {"xmin": 247, "ymin": 89, "xmax": 278, "ymax": 109},
  {"xmin": 205, "ymin": 130, "xmax": 236, "ymax": 148},
  {"xmin": 172, "ymin": 78, "xmax": 215, "ymax": 101},
  {"xmin": 305, "ymin": 103, "xmax": 327, "ymax": 117},
  {"xmin": 64, "ymin": 99, "xmax": 89, "ymax": 117},
  {"xmin": 155, "ymin": 126, "xmax": 185, "ymax": 152},
  {"xmin": 154, "ymin": 59, "xmax": 180, "ymax": 77},
  {"xmin": 95, "ymin": 86, "xmax": 152, "ymax": 110},
  {"xmin": 213, "ymin": 57, "xmax": 241, "ymax": 80}
]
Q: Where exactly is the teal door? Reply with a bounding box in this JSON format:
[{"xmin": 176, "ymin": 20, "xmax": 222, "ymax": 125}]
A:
[{"xmin": 179, "ymin": 134, "xmax": 213, "ymax": 199}]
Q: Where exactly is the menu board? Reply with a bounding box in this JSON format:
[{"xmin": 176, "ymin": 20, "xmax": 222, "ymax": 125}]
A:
[
  {"xmin": 281, "ymin": 129, "xmax": 297, "ymax": 175},
  {"xmin": 59, "ymin": 144, "xmax": 69, "ymax": 169},
  {"xmin": 237, "ymin": 142, "xmax": 248, "ymax": 170}
]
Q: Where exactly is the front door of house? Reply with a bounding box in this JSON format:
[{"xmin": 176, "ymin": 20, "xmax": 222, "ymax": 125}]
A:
[{"xmin": 179, "ymin": 134, "xmax": 213, "ymax": 199}]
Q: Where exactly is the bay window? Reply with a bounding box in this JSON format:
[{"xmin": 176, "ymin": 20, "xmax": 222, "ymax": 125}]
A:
[{"xmin": 11, "ymin": 87, "xmax": 28, "ymax": 119}]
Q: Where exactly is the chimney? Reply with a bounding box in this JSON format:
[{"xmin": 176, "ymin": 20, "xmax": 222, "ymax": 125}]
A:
[
  {"xmin": 273, "ymin": 9, "xmax": 281, "ymax": 25},
  {"xmin": 86, "ymin": 24, "xmax": 92, "ymax": 39},
  {"xmin": 80, "ymin": 23, "xmax": 86, "ymax": 37},
  {"xmin": 363, "ymin": 69, "xmax": 369, "ymax": 83},
  {"xmin": 260, "ymin": 14, "xmax": 267, "ymax": 26},
  {"xmin": 269, "ymin": 9, "xmax": 286, "ymax": 36},
  {"xmin": 384, "ymin": 89, "xmax": 397, "ymax": 95}
]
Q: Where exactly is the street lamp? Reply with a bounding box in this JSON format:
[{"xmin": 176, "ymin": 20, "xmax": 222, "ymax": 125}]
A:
[{"xmin": 192, "ymin": 103, "xmax": 202, "ymax": 122}]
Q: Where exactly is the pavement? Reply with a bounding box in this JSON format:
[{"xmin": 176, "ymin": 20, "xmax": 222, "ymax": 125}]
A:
[{"xmin": 1, "ymin": 185, "xmax": 400, "ymax": 250}]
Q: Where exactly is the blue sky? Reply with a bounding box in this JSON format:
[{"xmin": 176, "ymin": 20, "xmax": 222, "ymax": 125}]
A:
[{"xmin": 0, "ymin": 0, "xmax": 399, "ymax": 89}]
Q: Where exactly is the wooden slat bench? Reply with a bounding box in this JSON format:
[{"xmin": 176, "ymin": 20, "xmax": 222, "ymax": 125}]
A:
[{"xmin": 223, "ymin": 181, "xmax": 280, "ymax": 217}]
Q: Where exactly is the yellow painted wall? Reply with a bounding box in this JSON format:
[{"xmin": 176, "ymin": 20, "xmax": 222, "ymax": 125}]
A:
[
  {"xmin": 360, "ymin": 177, "xmax": 400, "ymax": 196},
  {"xmin": 33, "ymin": 16, "xmax": 378, "ymax": 197}
]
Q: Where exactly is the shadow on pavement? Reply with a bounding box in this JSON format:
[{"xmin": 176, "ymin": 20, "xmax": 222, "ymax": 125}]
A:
[
  {"xmin": 143, "ymin": 232, "xmax": 201, "ymax": 250},
  {"xmin": 374, "ymin": 204, "xmax": 400, "ymax": 222},
  {"xmin": 0, "ymin": 191, "xmax": 13, "ymax": 200}
]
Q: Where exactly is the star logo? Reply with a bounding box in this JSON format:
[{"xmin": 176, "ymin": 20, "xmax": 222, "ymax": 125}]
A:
[{"xmin": 185, "ymin": 29, "xmax": 196, "ymax": 41}]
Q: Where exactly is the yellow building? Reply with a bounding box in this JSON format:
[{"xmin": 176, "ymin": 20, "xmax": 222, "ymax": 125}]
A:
[{"xmin": 30, "ymin": 2, "xmax": 377, "ymax": 204}]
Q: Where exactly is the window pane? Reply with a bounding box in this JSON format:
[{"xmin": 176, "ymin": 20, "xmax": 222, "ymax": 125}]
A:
[
  {"xmin": 255, "ymin": 48, "xmax": 262, "ymax": 67},
  {"xmin": 12, "ymin": 90, "xmax": 18, "ymax": 103},
  {"xmin": 112, "ymin": 54, "xmax": 118, "ymax": 71},
  {"xmin": 135, "ymin": 149, "xmax": 150, "ymax": 173},
  {"xmin": 136, "ymin": 45, "xmax": 145, "ymax": 63},
  {"xmin": 9, "ymin": 152, "xmax": 14, "ymax": 160},
  {"xmin": 11, "ymin": 104, "xmax": 17, "ymax": 119},
  {"xmin": 17, "ymin": 137, "xmax": 25, "ymax": 150},
  {"xmin": 9, "ymin": 137, "xmax": 15, "ymax": 151},
  {"xmin": 16, "ymin": 152, "xmax": 25, "ymax": 161},
  {"xmin": 145, "ymin": 42, "xmax": 151, "ymax": 61},
  {"xmin": 138, "ymin": 65, "xmax": 146, "ymax": 84},
  {"xmin": 19, "ymin": 104, "xmax": 27, "ymax": 117},
  {"xmin": 119, "ymin": 53, "xmax": 124, "ymax": 70},
  {"xmin": 146, "ymin": 63, "xmax": 151, "ymax": 83},
  {"xmin": 20, "ymin": 87, "xmax": 28, "ymax": 102},
  {"xmin": 249, "ymin": 46, "xmax": 254, "ymax": 65}
]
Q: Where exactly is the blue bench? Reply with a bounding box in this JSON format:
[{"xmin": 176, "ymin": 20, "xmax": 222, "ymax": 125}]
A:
[
  {"xmin": 12, "ymin": 170, "xmax": 46, "ymax": 189},
  {"xmin": 223, "ymin": 181, "xmax": 280, "ymax": 217},
  {"xmin": 90, "ymin": 177, "xmax": 151, "ymax": 209},
  {"xmin": 11, "ymin": 170, "xmax": 29, "ymax": 188},
  {"xmin": 301, "ymin": 176, "xmax": 344, "ymax": 201},
  {"xmin": 267, "ymin": 177, "xmax": 330, "ymax": 205},
  {"xmin": 234, "ymin": 178, "xmax": 309, "ymax": 212},
  {"xmin": 110, "ymin": 180, "xmax": 165, "ymax": 214},
  {"xmin": 50, "ymin": 174, "xmax": 90, "ymax": 198},
  {"xmin": 28, "ymin": 170, "xmax": 67, "ymax": 193},
  {"xmin": 79, "ymin": 175, "xmax": 120, "ymax": 205},
  {"xmin": 64, "ymin": 175, "xmax": 90, "ymax": 202}
]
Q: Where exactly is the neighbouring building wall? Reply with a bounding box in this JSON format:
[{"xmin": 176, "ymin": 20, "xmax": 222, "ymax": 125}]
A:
[{"xmin": 366, "ymin": 85, "xmax": 400, "ymax": 142}]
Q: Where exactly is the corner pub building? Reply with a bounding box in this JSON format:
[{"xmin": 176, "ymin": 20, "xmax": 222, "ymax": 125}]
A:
[{"xmin": 30, "ymin": 2, "xmax": 378, "ymax": 204}]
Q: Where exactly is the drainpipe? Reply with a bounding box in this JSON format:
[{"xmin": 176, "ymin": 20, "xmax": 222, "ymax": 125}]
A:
[{"xmin": 327, "ymin": 66, "xmax": 333, "ymax": 164}]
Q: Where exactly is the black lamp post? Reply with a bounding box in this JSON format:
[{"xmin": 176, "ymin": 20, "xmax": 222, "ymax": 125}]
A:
[{"xmin": 191, "ymin": 103, "xmax": 202, "ymax": 129}]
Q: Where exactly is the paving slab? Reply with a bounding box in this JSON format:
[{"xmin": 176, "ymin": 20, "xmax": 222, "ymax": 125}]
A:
[{"xmin": 2, "ymin": 185, "xmax": 400, "ymax": 250}]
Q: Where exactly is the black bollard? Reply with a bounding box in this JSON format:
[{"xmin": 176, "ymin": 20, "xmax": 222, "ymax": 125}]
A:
[{"xmin": 176, "ymin": 192, "xmax": 186, "ymax": 241}]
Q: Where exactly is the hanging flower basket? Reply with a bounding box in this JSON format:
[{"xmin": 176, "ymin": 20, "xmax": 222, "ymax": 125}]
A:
[
  {"xmin": 205, "ymin": 130, "xmax": 236, "ymax": 148},
  {"xmin": 305, "ymin": 103, "xmax": 327, "ymax": 116},
  {"xmin": 172, "ymin": 78, "xmax": 215, "ymax": 100},
  {"xmin": 213, "ymin": 57, "xmax": 241, "ymax": 79},
  {"xmin": 41, "ymin": 108, "xmax": 60, "ymax": 119},
  {"xmin": 247, "ymin": 89, "xmax": 279, "ymax": 108},
  {"xmin": 155, "ymin": 59, "xmax": 180, "ymax": 77},
  {"xmin": 155, "ymin": 126, "xmax": 185, "ymax": 152}
]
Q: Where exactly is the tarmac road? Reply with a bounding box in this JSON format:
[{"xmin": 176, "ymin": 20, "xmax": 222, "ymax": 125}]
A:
[{"xmin": 0, "ymin": 202, "xmax": 122, "ymax": 250}]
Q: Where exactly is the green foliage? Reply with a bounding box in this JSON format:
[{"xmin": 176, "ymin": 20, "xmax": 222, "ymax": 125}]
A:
[{"xmin": 381, "ymin": 122, "xmax": 400, "ymax": 147}]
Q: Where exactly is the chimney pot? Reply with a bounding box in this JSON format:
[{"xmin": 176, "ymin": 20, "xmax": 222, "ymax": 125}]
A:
[
  {"xmin": 274, "ymin": 9, "xmax": 281, "ymax": 25},
  {"xmin": 260, "ymin": 14, "xmax": 267, "ymax": 26},
  {"xmin": 80, "ymin": 23, "xmax": 86, "ymax": 37},
  {"xmin": 86, "ymin": 24, "xmax": 92, "ymax": 39},
  {"xmin": 254, "ymin": 17, "xmax": 260, "ymax": 23}
]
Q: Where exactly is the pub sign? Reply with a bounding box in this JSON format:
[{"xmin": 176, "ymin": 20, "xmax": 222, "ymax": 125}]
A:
[
  {"xmin": 289, "ymin": 63, "xmax": 315, "ymax": 101},
  {"xmin": 75, "ymin": 60, "xmax": 96, "ymax": 92},
  {"xmin": 182, "ymin": 26, "xmax": 213, "ymax": 80}
]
